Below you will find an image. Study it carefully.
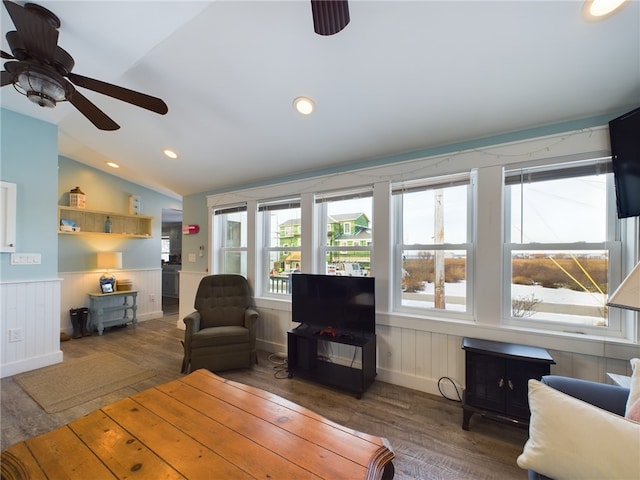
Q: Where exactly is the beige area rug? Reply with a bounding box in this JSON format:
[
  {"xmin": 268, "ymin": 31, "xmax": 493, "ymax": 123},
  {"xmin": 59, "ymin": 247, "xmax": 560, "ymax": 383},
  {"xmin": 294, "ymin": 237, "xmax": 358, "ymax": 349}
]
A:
[{"xmin": 14, "ymin": 352, "xmax": 155, "ymax": 413}]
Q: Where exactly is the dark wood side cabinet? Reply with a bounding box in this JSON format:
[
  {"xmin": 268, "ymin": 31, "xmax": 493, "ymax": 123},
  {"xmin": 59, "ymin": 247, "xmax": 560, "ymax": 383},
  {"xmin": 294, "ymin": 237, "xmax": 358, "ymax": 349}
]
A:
[
  {"xmin": 462, "ymin": 337, "xmax": 554, "ymax": 430},
  {"xmin": 287, "ymin": 326, "xmax": 376, "ymax": 398}
]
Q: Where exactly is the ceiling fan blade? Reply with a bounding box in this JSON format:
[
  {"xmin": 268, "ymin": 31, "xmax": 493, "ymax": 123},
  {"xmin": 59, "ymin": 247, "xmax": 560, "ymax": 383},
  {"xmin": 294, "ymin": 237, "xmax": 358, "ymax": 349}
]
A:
[
  {"xmin": 1, "ymin": 70, "xmax": 14, "ymax": 87},
  {"xmin": 2, "ymin": 1, "xmax": 58, "ymax": 62},
  {"xmin": 311, "ymin": 0, "xmax": 350, "ymax": 36},
  {"xmin": 1, "ymin": 50, "xmax": 15, "ymax": 60},
  {"xmin": 68, "ymin": 72, "xmax": 168, "ymax": 115},
  {"xmin": 68, "ymin": 88, "xmax": 120, "ymax": 131}
]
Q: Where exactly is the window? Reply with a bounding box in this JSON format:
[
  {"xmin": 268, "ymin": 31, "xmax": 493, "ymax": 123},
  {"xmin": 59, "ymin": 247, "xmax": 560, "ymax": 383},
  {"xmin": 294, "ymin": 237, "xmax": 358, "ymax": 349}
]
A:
[
  {"xmin": 504, "ymin": 159, "xmax": 620, "ymax": 333},
  {"xmin": 317, "ymin": 188, "xmax": 372, "ymax": 276},
  {"xmin": 161, "ymin": 236, "xmax": 170, "ymax": 263},
  {"xmin": 259, "ymin": 198, "xmax": 301, "ymax": 295},
  {"xmin": 393, "ymin": 173, "xmax": 473, "ymax": 314},
  {"xmin": 214, "ymin": 205, "xmax": 247, "ymax": 276}
]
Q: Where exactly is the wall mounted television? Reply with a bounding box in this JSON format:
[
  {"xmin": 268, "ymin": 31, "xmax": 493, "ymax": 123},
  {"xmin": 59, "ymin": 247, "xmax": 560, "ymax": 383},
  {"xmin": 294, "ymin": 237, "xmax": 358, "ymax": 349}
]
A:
[
  {"xmin": 609, "ymin": 106, "xmax": 640, "ymax": 218},
  {"xmin": 291, "ymin": 274, "xmax": 375, "ymax": 336}
]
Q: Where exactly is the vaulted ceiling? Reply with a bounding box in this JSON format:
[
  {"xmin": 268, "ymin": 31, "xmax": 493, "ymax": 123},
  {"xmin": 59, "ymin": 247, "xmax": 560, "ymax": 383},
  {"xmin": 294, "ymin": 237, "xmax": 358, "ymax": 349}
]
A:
[{"xmin": 2, "ymin": 1, "xmax": 639, "ymax": 199}]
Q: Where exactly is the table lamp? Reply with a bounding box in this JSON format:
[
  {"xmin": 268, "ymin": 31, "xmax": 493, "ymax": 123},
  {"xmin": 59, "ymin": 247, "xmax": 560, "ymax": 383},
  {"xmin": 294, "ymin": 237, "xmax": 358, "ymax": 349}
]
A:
[
  {"xmin": 97, "ymin": 252, "xmax": 122, "ymax": 293},
  {"xmin": 607, "ymin": 262, "xmax": 640, "ymax": 312}
]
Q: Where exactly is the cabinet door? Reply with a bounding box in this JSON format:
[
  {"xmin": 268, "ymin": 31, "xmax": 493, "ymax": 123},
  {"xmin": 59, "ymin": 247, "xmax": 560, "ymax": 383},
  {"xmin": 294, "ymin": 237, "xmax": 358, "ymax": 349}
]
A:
[
  {"xmin": 465, "ymin": 352, "xmax": 505, "ymax": 412},
  {"xmin": 505, "ymin": 359, "xmax": 550, "ymax": 419}
]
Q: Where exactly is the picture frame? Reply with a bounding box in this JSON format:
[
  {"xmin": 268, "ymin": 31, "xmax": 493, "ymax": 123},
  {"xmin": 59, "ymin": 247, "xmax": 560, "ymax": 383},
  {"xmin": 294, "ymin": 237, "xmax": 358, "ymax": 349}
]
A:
[{"xmin": 101, "ymin": 282, "xmax": 114, "ymax": 294}]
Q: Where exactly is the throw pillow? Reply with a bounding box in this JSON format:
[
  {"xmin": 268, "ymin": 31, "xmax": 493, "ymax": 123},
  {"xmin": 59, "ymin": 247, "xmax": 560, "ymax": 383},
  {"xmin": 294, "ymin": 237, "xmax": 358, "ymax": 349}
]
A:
[
  {"xmin": 627, "ymin": 398, "xmax": 640, "ymax": 423},
  {"xmin": 625, "ymin": 357, "xmax": 640, "ymax": 417},
  {"xmin": 517, "ymin": 379, "xmax": 640, "ymax": 480}
]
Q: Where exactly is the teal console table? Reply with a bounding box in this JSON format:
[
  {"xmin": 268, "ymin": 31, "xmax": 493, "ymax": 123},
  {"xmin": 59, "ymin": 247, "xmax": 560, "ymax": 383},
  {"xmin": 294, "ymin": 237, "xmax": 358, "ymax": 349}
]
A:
[{"xmin": 88, "ymin": 290, "xmax": 138, "ymax": 335}]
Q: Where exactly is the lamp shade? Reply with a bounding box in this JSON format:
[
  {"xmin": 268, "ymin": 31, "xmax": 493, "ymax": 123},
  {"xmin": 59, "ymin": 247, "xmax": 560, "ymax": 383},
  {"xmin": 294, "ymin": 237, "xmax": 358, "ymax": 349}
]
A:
[
  {"xmin": 97, "ymin": 252, "xmax": 122, "ymax": 270},
  {"xmin": 607, "ymin": 262, "xmax": 640, "ymax": 312}
]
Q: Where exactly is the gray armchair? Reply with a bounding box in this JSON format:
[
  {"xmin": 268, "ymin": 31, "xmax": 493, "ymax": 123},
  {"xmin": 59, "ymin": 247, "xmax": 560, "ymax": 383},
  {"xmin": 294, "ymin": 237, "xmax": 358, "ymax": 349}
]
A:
[{"xmin": 181, "ymin": 274, "xmax": 258, "ymax": 374}]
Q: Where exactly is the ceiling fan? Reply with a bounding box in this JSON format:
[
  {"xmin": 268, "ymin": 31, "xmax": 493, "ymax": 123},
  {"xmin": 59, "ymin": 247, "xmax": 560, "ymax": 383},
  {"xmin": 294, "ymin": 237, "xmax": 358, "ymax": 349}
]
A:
[
  {"xmin": 311, "ymin": 0, "xmax": 350, "ymax": 36},
  {"xmin": 0, "ymin": 0, "xmax": 168, "ymax": 131}
]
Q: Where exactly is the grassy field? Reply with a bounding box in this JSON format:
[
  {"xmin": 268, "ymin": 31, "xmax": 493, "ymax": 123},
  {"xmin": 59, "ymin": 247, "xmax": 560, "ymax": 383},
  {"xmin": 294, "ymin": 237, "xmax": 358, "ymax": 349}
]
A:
[{"xmin": 403, "ymin": 255, "xmax": 608, "ymax": 294}]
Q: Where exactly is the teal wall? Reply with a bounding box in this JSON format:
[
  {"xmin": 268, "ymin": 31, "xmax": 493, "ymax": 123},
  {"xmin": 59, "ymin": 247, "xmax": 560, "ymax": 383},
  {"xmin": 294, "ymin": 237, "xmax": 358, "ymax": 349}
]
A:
[
  {"xmin": 0, "ymin": 109, "xmax": 58, "ymax": 281},
  {"xmin": 58, "ymin": 156, "xmax": 181, "ymax": 271},
  {"xmin": 0, "ymin": 107, "xmax": 182, "ymax": 279}
]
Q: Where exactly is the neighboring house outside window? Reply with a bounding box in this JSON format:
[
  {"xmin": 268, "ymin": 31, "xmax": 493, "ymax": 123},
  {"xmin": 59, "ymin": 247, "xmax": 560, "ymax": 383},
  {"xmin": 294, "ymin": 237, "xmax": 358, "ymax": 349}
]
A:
[
  {"xmin": 259, "ymin": 198, "xmax": 301, "ymax": 295},
  {"xmin": 317, "ymin": 188, "xmax": 373, "ymax": 276}
]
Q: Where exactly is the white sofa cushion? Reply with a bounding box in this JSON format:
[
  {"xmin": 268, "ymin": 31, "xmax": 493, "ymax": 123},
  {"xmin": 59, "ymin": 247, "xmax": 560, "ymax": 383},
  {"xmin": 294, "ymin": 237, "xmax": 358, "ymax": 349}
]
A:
[
  {"xmin": 625, "ymin": 357, "xmax": 640, "ymax": 417},
  {"xmin": 517, "ymin": 379, "xmax": 640, "ymax": 480}
]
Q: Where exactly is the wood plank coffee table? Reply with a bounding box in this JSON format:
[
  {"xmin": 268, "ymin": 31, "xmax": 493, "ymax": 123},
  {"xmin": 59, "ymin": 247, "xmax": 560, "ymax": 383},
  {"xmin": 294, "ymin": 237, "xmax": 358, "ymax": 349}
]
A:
[{"xmin": 1, "ymin": 369, "xmax": 395, "ymax": 479}]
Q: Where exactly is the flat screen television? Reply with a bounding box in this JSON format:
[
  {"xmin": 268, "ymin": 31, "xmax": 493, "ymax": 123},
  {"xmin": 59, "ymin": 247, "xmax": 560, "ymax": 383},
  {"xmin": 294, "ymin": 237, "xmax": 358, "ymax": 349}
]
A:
[
  {"xmin": 609, "ymin": 106, "xmax": 640, "ymax": 218},
  {"xmin": 291, "ymin": 274, "xmax": 375, "ymax": 336}
]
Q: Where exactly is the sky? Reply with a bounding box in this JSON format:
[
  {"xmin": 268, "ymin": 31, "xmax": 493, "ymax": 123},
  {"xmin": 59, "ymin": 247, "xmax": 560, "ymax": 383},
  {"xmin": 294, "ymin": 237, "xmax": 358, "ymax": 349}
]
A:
[{"xmin": 263, "ymin": 172, "xmax": 609, "ymax": 246}]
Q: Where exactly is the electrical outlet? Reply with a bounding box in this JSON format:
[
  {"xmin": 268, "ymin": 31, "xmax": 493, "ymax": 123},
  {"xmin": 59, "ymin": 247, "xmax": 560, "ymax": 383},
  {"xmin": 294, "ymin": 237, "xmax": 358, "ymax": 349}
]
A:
[
  {"xmin": 149, "ymin": 294, "xmax": 156, "ymax": 303},
  {"xmin": 9, "ymin": 328, "xmax": 23, "ymax": 342},
  {"xmin": 10, "ymin": 253, "xmax": 41, "ymax": 265}
]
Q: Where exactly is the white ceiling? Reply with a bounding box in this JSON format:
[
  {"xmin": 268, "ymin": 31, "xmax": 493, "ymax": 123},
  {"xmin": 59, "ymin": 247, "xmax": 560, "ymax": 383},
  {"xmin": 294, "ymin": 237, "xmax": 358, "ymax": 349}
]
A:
[{"xmin": 2, "ymin": 1, "xmax": 639, "ymax": 200}]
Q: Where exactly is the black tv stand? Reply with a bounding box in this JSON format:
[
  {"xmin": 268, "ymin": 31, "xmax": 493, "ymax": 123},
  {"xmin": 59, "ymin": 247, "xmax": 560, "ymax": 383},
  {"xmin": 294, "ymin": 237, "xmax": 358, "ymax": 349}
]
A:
[{"xmin": 287, "ymin": 325, "xmax": 376, "ymax": 399}]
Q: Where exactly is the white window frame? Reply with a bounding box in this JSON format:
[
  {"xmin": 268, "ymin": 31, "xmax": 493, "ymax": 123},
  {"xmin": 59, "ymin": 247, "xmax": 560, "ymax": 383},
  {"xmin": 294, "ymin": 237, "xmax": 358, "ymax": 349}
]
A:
[
  {"xmin": 213, "ymin": 204, "xmax": 248, "ymax": 276},
  {"xmin": 502, "ymin": 158, "xmax": 625, "ymax": 337},
  {"xmin": 392, "ymin": 172, "xmax": 475, "ymax": 319},
  {"xmin": 258, "ymin": 197, "xmax": 301, "ymax": 297},
  {"xmin": 316, "ymin": 187, "xmax": 373, "ymax": 276}
]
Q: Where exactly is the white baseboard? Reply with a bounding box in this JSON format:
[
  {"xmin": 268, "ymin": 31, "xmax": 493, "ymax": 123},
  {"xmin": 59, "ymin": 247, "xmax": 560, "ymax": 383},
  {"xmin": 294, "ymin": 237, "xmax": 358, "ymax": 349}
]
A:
[
  {"xmin": 256, "ymin": 339, "xmax": 286, "ymax": 355},
  {"xmin": 59, "ymin": 311, "xmax": 163, "ymax": 336},
  {"xmin": 0, "ymin": 351, "xmax": 64, "ymax": 378},
  {"xmin": 137, "ymin": 311, "xmax": 164, "ymax": 322},
  {"xmin": 376, "ymin": 367, "xmax": 458, "ymax": 398}
]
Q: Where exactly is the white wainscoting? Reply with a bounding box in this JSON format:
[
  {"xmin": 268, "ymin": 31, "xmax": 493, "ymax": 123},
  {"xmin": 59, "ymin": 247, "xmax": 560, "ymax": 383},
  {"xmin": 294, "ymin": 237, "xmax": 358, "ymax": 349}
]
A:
[
  {"xmin": 254, "ymin": 305, "xmax": 297, "ymax": 355},
  {"xmin": 177, "ymin": 278, "xmax": 640, "ymax": 398},
  {"xmin": 0, "ymin": 279, "xmax": 63, "ymax": 378},
  {"xmin": 250, "ymin": 303, "xmax": 468, "ymax": 396},
  {"xmin": 58, "ymin": 269, "xmax": 163, "ymax": 335},
  {"xmin": 250, "ymin": 301, "xmax": 637, "ymax": 398},
  {"xmin": 177, "ymin": 271, "xmax": 208, "ymax": 330}
]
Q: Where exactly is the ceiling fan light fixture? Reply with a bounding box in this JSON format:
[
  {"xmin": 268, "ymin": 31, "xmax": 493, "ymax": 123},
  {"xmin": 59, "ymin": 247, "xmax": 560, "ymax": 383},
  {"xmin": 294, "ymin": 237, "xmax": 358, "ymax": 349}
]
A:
[
  {"xmin": 10, "ymin": 64, "xmax": 70, "ymax": 108},
  {"xmin": 293, "ymin": 97, "xmax": 315, "ymax": 115}
]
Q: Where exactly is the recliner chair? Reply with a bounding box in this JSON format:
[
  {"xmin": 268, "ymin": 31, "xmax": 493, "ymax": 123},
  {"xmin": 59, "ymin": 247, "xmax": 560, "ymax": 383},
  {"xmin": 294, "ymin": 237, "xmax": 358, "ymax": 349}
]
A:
[{"xmin": 181, "ymin": 274, "xmax": 258, "ymax": 374}]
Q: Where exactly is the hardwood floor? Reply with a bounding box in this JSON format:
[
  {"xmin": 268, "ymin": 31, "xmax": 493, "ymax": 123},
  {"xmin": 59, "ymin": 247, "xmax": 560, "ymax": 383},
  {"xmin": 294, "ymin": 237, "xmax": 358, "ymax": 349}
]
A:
[{"xmin": 1, "ymin": 315, "xmax": 529, "ymax": 479}]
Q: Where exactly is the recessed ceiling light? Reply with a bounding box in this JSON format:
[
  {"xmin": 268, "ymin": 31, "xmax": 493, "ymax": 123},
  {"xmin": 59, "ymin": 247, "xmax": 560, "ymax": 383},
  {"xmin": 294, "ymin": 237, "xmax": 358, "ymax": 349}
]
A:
[
  {"xmin": 163, "ymin": 149, "xmax": 178, "ymax": 159},
  {"xmin": 106, "ymin": 161, "xmax": 119, "ymax": 169},
  {"xmin": 585, "ymin": 0, "xmax": 627, "ymax": 18},
  {"xmin": 293, "ymin": 96, "xmax": 315, "ymax": 115}
]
